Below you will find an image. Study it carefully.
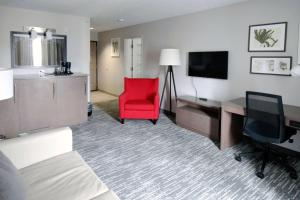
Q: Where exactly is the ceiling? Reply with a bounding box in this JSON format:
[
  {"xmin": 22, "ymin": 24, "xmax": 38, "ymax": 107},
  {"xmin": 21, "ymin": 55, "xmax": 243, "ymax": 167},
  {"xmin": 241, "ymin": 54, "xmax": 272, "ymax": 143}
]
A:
[{"xmin": 0, "ymin": 0, "xmax": 250, "ymax": 32}]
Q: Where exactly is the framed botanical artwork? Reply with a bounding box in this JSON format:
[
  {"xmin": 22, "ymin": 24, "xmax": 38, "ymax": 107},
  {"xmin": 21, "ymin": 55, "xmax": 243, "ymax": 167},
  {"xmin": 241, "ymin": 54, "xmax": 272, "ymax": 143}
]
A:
[
  {"xmin": 250, "ymin": 56, "xmax": 292, "ymax": 76},
  {"xmin": 111, "ymin": 38, "xmax": 120, "ymax": 57},
  {"xmin": 248, "ymin": 22, "xmax": 287, "ymax": 52}
]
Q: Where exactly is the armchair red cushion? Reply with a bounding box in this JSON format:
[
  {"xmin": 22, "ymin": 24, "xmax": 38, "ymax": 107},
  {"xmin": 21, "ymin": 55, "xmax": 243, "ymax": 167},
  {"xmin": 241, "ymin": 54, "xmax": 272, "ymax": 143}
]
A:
[{"xmin": 119, "ymin": 78, "xmax": 159, "ymax": 121}]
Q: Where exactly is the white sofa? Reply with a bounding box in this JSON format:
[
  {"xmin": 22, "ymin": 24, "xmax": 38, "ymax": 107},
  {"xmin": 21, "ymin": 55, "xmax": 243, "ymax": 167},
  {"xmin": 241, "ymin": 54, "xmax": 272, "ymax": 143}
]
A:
[{"xmin": 0, "ymin": 127, "xmax": 120, "ymax": 200}]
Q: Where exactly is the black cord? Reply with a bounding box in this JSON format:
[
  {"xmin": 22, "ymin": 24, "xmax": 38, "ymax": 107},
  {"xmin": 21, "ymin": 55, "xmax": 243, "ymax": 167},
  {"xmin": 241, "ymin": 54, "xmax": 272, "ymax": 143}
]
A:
[{"xmin": 191, "ymin": 77, "xmax": 198, "ymax": 99}]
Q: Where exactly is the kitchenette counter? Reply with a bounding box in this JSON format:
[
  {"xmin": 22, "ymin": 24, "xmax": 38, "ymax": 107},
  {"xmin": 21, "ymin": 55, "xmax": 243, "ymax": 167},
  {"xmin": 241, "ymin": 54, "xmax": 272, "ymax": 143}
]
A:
[
  {"xmin": 13, "ymin": 72, "xmax": 88, "ymax": 80},
  {"xmin": 0, "ymin": 72, "xmax": 88, "ymax": 138}
]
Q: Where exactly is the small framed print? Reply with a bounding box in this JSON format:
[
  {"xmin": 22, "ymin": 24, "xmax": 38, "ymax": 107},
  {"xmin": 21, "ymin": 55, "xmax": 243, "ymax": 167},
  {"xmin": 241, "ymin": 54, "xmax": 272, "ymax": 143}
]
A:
[
  {"xmin": 250, "ymin": 56, "xmax": 292, "ymax": 76},
  {"xmin": 248, "ymin": 22, "xmax": 287, "ymax": 52},
  {"xmin": 111, "ymin": 38, "xmax": 120, "ymax": 57}
]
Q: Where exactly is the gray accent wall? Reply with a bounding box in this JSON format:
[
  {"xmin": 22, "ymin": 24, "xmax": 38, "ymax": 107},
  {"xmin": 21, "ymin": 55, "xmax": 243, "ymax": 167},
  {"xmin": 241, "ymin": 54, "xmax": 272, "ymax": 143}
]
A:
[{"xmin": 98, "ymin": 0, "xmax": 300, "ymax": 110}]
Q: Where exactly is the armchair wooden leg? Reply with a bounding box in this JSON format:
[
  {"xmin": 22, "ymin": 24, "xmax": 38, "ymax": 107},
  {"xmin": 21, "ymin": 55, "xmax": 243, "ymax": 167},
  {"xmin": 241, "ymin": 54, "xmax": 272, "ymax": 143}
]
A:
[
  {"xmin": 120, "ymin": 119, "xmax": 124, "ymax": 124},
  {"xmin": 151, "ymin": 119, "xmax": 157, "ymax": 125}
]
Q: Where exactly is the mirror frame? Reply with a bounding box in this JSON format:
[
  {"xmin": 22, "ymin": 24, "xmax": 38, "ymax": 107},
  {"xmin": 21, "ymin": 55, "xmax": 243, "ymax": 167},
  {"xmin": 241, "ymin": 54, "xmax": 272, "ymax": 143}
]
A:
[{"xmin": 10, "ymin": 31, "xmax": 67, "ymax": 68}]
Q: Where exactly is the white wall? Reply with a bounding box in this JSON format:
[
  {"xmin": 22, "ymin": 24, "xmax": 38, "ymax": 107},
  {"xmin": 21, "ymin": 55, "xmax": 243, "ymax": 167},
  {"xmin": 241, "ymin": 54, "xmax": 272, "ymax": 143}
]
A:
[
  {"xmin": 98, "ymin": 0, "xmax": 300, "ymax": 111},
  {"xmin": 0, "ymin": 6, "xmax": 91, "ymax": 100},
  {"xmin": 90, "ymin": 31, "xmax": 98, "ymax": 41}
]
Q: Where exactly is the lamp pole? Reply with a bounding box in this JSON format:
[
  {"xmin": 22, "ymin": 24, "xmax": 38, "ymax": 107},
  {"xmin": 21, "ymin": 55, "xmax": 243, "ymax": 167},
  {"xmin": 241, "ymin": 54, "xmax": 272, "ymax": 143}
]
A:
[
  {"xmin": 160, "ymin": 65, "xmax": 177, "ymax": 113},
  {"xmin": 159, "ymin": 49, "xmax": 180, "ymax": 114}
]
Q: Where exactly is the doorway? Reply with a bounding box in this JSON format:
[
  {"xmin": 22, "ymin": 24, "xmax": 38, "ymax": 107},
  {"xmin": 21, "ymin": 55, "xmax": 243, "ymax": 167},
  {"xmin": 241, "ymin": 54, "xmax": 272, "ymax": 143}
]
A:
[
  {"xmin": 90, "ymin": 41, "xmax": 97, "ymax": 91},
  {"xmin": 124, "ymin": 38, "xmax": 142, "ymax": 78}
]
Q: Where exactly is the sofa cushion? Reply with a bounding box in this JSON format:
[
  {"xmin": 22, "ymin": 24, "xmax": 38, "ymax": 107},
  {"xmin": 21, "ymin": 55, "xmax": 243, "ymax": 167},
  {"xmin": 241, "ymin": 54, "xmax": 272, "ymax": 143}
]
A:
[
  {"xmin": 19, "ymin": 151, "xmax": 111, "ymax": 200},
  {"xmin": 0, "ymin": 151, "xmax": 26, "ymax": 200},
  {"xmin": 125, "ymin": 99, "xmax": 154, "ymax": 111}
]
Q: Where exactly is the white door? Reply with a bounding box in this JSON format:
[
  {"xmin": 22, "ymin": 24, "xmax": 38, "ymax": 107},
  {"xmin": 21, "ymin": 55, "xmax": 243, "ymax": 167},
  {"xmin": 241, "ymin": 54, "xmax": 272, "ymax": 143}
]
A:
[
  {"xmin": 132, "ymin": 38, "xmax": 142, "ymax": 78},
  {"xmin": 124, "ymin": 38, "xmax": 142, "ymax": 78},
  {"xmin": 124, "ymin": 39, "xmax": 133, "ymax": 78}
]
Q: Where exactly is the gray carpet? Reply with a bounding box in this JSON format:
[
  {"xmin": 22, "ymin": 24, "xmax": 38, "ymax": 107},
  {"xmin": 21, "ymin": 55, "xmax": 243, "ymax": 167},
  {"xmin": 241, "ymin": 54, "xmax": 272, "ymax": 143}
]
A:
[{"xmin": 72, "ymin": 100, "xmax": 300, "ymax": 200}]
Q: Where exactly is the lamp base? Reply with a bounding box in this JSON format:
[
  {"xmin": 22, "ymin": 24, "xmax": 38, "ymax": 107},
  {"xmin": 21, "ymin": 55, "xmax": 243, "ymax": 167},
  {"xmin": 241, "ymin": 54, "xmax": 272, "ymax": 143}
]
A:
[{"xmin": 160, "ymin": 65, "xmax": 178, "ymax": 113}]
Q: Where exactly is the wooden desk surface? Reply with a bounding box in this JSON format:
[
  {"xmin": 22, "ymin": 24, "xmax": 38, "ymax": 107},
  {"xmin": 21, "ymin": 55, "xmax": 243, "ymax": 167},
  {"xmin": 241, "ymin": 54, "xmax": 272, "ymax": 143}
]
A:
[{"xmin": 222, "ymin": 97, "xmax": 300, "ymax": 123}]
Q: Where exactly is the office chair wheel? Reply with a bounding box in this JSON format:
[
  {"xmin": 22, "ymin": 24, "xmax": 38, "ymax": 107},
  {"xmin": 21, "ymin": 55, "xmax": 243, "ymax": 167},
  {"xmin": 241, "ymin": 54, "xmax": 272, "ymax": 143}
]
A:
[
  {"xmin": 290, "ymin": 172, "xmax": 298, "ymax": 180},
  {"xmin": 256, "ymin": 172, "xmax": 264, "ymax": 179},
  {"xmin": 234, "ymin": 154, "xmax": 241, "ymax": 162}
]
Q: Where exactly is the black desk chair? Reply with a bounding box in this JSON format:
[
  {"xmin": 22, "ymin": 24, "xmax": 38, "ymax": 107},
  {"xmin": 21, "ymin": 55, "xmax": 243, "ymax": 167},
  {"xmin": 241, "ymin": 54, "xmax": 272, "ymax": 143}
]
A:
[{"xmin": 234, "ymin": 91, "xmax": 297, "ymax": 179}]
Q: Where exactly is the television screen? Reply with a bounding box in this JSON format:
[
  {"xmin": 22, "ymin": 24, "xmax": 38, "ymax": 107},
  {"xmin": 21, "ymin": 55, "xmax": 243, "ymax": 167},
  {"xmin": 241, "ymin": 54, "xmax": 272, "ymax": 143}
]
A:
[{"xmin": 188, "ymin": 51, "xmax": 228, "ymax": 79}]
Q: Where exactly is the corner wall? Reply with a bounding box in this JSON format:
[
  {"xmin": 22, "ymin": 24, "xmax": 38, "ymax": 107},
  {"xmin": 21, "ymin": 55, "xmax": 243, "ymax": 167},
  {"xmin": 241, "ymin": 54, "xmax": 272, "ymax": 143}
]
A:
[{"xmin": 98, "ymin": 0, "xmax": 300, "ymax": 110}]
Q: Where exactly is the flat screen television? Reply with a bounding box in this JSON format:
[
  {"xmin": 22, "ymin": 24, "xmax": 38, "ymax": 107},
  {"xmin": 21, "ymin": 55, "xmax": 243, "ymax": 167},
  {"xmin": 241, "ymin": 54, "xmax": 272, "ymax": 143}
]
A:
[{"xmin": 188, "ymin": 51, "xmax": 228, "ymax": 79}]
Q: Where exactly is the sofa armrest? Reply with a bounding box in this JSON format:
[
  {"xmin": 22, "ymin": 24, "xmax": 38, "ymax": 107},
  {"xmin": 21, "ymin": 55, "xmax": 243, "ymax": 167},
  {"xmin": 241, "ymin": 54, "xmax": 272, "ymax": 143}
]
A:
[
  {"xmin": 0, "ymin": 127, "xmax": 72, "ymax": 169},
  {"xmin": 154, "ymin": 93, "xmax": 159, "ymax": 105},
  {"xmin": 119, "ymin": 92, "xmax": 127, "ymax": 103},
  {"xmin": 119, "ymin": 92, "xmax": 127, "ymax": 118},
  {"xmin": 154, "ymin": 93, "xmax": 160, "ymax": 113}
]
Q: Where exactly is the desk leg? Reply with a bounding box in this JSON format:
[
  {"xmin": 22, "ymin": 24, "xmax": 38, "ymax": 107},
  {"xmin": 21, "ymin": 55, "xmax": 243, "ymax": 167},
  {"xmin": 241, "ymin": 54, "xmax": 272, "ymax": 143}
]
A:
[{"xmin": 221, "ymin": 110, "xmax": 244, "ymax": 150}]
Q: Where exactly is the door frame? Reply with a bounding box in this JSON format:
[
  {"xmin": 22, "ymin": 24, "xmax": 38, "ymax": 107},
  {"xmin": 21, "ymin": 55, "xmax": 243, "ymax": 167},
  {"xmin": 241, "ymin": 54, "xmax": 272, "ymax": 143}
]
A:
[{"xmin": 90, "ymin": 40, "xmax": 98, "ymax": 91}]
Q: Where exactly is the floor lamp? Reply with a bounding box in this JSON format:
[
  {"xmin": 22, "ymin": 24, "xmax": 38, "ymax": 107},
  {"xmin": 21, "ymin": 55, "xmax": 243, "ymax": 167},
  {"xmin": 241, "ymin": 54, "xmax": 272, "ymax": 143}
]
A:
[
  {"xmin": 0, "ymin": 68, "xmax": 13, "ymax": 139},
  {"xmin": 159, "ymin": 49, "xmax": 181, "ymax": 113}
]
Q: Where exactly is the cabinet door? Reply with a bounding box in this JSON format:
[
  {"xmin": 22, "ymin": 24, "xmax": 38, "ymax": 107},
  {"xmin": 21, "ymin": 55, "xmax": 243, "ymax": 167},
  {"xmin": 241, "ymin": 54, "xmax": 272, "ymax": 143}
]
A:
[
  {"xmin": 0, "ymin": 97, "xmax": 18, "ymax": 138},
  {"xmin": 16, "ymin": 79, "xmax": 55, "ymax": 132},
  {"xmin": 56, "ymin": 77, "xmax": 87, "ymax": 126}
]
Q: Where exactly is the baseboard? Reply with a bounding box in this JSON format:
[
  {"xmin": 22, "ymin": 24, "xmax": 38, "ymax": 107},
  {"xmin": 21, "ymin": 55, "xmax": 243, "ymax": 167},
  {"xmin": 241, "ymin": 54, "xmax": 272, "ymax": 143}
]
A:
[{"xmin": 97, "ymin": 90, "xmax": 119, "ymax": 97}]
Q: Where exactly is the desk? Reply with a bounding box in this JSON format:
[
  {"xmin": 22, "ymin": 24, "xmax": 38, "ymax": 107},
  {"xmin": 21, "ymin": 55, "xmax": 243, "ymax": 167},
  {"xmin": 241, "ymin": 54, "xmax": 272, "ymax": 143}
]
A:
[{"xmin": 221, "ymin": 97, "xmax": 300, "ymax": 150}]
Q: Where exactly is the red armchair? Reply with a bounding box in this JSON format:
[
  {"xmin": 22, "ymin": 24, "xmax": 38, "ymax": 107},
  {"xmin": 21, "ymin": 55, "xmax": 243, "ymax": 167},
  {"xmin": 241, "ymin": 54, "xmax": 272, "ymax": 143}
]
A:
[{"xmin": 119, "ymin": 78, "xmax": 160, "ymax": 124}]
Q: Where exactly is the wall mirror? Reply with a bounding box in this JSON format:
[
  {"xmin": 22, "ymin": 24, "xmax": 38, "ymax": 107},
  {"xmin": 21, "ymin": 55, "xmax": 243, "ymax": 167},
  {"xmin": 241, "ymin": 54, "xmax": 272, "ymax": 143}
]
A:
[{"xmin": 11, "ymin": 31, "xmax": 67, "ymax": 68}]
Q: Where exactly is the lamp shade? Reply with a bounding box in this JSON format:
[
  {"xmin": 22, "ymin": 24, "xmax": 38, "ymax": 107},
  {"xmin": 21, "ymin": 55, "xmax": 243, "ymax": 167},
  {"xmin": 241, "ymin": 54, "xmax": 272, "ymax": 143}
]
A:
[
  {"xmin": 0, "ymin": 68, "xmax": 13, "ymax": 101},
  {"xmin": 159, "ymin": 49, "xmax": 181, "ymax": 66},
  {"xmin": 291, "ymin": 65, "xmax": 300, "ymax": 77}
]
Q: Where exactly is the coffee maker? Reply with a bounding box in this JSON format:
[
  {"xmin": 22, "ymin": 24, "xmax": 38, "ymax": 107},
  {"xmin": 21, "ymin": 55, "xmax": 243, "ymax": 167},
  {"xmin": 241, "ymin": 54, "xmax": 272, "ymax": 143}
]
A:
[
  {"xmin": 65, "ymin": 62, "xmax": 72, "ymax": 74},
  {"xmin": 54, "ymin": 61, "xmax": 73, "ymax": 75}
]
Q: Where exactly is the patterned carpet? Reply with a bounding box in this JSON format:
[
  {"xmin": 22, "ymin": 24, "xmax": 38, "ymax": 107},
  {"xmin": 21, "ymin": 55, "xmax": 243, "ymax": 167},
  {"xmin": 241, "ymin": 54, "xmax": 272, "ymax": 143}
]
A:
[{"xmin": 72, "ymin": 100, "xmax": 300, "ymax": 200}]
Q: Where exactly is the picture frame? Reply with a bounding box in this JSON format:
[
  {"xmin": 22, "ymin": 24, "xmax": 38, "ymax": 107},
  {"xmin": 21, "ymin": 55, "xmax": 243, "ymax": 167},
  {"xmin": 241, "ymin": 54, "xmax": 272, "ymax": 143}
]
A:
[
  {"xmin": 248, "ymin": 22, "xmax": 287, "ymax": 52},
  {"xmin": 111, "ymin": 38, "xmax": 120, "ymax": 57},
  {"xmin": 250, "ymin": 56, "xmax": 292, "ymax": 76}
]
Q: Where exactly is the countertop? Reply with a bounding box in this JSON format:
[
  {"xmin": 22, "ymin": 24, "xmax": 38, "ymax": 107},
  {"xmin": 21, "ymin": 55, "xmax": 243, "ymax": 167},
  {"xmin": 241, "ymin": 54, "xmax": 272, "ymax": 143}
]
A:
[{"xmin": 14, "ymin": 72, "xmax": 88, "ymax": 80}]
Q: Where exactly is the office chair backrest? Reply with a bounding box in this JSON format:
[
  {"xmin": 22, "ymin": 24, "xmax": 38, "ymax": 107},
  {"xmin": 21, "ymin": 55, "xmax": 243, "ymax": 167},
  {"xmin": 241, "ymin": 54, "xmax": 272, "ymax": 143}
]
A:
[{"xmin": 245, "ymin": 91, "xmax": 285, "ymax": 143}]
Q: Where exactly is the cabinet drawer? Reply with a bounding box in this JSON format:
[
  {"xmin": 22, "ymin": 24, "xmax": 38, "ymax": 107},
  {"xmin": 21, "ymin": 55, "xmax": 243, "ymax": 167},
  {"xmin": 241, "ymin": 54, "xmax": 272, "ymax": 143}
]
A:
[
  {"xmin": 16, "ymin": 79, "xmax": 55, "ymax": 132},
  {"xmin": 55, "ymin": 76, "xmax": 88, "ymax": 126}
]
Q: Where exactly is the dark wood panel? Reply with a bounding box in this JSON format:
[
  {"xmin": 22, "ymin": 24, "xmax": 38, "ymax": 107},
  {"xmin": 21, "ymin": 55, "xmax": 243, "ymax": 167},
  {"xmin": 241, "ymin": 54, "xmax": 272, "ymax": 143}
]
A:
[{"xmin": 177, "ymin": 105, "xmax": 219, "ymax": 140}]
